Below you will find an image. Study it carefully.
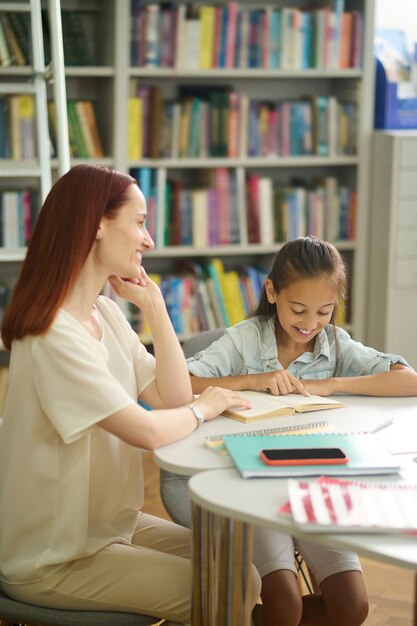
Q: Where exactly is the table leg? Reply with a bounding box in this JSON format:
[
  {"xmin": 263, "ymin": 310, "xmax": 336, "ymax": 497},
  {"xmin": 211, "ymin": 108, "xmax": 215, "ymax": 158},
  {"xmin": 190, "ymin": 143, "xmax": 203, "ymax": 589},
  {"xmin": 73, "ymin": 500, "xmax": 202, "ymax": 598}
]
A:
[
  {"xmin": 414, "ymin": 572, "xmax": 417, "ymax": 626},
  {"xmin": 191, "ymin": 501, "xmax": 254, "ymax": 626}
]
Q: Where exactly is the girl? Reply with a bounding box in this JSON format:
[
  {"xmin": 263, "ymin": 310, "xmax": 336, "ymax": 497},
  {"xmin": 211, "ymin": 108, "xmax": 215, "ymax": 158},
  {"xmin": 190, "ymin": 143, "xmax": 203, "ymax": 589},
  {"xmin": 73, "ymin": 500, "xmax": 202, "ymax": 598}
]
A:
[
  {"xmin": 0, "ymin": 164, "xmax": 260, "ymax": 626},
  {"xmin": 164, "ymin": 236, "xmax": 417, "ymax": 626}
]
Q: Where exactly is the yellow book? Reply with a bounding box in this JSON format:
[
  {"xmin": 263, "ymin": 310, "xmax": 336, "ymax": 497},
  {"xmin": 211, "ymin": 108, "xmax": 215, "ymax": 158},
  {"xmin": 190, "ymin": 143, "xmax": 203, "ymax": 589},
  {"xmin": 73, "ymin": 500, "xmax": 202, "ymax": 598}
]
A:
[
  {"xmin": 223, "ymin": 270, "xmax": 246, "ymax": 326},
  {"xmin": 199, "ymin": 6, "xmax": 215, "ymax": 69},
  {"xmin": 128, "ymin": 97, "xmax": 143, "ymax": 160}
]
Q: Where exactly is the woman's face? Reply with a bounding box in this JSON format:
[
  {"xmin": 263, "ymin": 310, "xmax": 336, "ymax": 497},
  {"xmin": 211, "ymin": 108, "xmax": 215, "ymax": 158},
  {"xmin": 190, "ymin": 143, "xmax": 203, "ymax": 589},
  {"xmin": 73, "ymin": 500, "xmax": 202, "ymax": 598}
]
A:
[{"xmin": 98, "ymin": 184, "xmax": 154, "ymax": 280}]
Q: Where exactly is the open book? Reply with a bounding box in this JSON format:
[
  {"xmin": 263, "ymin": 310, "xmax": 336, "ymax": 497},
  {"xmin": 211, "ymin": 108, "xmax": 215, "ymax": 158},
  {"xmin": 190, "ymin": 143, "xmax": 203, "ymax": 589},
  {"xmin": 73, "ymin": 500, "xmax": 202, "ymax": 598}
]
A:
[{"xmin": 222, "ymin": 390, "xmax": 344, "ymax": 423}]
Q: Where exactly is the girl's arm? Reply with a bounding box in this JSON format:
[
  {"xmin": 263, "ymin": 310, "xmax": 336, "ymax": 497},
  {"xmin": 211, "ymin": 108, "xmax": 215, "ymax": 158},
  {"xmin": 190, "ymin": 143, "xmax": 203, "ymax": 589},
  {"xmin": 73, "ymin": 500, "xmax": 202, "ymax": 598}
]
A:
[
  {"xmin": 302, "ymin": 364, "xmax": 417, "ymax": 397},
  {"xmin": 190, "ymin": 370, "xmax": 309, "ymax": 396}
]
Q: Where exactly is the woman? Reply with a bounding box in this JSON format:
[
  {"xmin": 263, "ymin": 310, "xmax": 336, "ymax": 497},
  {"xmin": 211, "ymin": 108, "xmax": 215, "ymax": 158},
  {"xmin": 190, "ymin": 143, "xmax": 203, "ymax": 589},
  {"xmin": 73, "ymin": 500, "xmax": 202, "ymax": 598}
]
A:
[{"xmin": 0, "ymin": 164, "xmax": 259, "ymax": 626}]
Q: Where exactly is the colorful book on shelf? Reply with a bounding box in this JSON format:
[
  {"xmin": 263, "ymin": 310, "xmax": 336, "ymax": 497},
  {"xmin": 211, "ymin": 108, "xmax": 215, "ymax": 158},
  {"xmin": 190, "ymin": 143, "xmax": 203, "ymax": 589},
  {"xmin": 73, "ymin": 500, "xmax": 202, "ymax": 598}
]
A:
[
  {"xmin": 286, "ymin": 476, "xmax": 417, "ymax": 534},
  {"xmin": 222, "ymin": 390, "xmax": 344, "ymax": 423},
  {"xmin": 223, "ymin": 431, "xmax": 401, "ymax": 478},
  {"xmin": 206, "ymin": 419, "xmax": 337, "ymax": 455}
]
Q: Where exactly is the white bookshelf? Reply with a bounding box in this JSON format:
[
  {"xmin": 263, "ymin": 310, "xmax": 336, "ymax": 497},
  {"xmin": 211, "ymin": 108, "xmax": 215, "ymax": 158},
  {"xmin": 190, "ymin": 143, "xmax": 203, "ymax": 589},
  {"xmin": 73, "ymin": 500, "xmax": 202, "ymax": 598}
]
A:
[
  {"xmin": 367, "ymin": 131, "xmax": 417, "ymax": 369},
  {"xmin": 0, "ymin": 0, "xmax": 377, "ymax": 342}
]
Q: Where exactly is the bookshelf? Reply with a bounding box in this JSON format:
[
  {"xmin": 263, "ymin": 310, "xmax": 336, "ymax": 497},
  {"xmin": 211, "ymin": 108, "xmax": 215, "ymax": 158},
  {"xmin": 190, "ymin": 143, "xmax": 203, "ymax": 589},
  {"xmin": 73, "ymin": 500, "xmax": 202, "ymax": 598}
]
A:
[
  {"xmin": 367, "ymin": 131, "xmax": 417, "ymax": 370},
  {"xmin": 0, "ymin": 0, "xmax": 377, "ymax": 344}
]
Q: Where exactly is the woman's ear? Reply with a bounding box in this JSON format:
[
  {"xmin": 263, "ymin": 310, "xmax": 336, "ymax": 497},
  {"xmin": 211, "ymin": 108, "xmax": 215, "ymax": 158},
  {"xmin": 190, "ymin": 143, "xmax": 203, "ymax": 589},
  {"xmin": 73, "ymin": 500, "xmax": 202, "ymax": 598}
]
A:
[{"xmin": 265, "ymin": 279, "xmax": 276, "ymax": 304}]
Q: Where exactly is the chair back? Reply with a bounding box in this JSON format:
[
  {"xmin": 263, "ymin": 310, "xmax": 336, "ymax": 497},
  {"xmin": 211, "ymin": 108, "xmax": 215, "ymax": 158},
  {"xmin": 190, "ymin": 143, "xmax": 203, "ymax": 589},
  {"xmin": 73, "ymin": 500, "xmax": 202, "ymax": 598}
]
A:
[{"xmin": 182, "ymin": 328, "xmax": 225, "ymax": 358}]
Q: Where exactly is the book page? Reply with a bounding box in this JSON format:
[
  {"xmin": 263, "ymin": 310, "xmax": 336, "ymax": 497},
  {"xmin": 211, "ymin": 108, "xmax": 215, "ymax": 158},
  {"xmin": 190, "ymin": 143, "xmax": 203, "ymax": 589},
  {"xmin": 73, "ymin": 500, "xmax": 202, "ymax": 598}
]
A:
[
  {"xmin": 224, "ymin": 391, "xmax": 343, "ymax": 419},
  {"xmin": 223, "ymin": 391, "xmax": 293, "ymax": 420}
]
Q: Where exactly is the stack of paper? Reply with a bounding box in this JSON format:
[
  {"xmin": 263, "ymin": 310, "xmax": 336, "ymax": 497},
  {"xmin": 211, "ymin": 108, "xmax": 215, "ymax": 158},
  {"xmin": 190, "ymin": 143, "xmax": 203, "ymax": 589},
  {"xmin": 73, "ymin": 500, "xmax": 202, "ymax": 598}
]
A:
[{"xmin": 287, "ymin": 476, "xmax": 417, "ymax": 533}]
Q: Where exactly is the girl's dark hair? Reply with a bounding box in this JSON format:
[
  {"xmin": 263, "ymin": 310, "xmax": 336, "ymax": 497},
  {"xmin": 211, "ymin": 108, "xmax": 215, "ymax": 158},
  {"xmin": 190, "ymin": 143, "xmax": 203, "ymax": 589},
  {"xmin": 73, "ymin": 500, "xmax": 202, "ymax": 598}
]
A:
[
  {"xmin": 1, "ymin": 164, "xmax": 136, "ymax": 350},
  {"xmin": 252, "ymin": 236, "xmax": 347, "ymax": 323}
]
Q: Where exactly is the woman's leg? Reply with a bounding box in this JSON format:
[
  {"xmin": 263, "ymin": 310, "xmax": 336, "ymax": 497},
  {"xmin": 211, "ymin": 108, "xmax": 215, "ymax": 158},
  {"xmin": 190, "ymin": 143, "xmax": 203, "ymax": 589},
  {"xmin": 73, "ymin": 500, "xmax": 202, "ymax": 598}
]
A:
[{"xmin": 4, "ymin": 514, "xmax": 193, "ymax": 625}]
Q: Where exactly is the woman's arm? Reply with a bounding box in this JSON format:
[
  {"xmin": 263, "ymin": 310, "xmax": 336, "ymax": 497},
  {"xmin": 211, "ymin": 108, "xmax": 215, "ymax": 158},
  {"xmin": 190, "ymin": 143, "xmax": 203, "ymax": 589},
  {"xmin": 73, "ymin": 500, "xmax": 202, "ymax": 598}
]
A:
[
  {"xmin": 302, "ymin": 365, "xmax": 417, "ymax": 397},
  {"xmin": 109, "ymin": 273, "xmax": 192, "ymax": 408},
  {"xmin": 98, "ymin": 385, "xmax": 251, "ymax": 449}
]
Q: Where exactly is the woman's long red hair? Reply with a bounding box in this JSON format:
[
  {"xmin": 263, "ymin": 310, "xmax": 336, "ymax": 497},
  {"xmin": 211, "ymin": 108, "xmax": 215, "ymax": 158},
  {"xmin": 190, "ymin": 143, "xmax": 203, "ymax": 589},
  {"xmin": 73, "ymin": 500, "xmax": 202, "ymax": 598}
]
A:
[{"xmin": 1, "ymin": 164, "xmax": 135, "ymax": 350}]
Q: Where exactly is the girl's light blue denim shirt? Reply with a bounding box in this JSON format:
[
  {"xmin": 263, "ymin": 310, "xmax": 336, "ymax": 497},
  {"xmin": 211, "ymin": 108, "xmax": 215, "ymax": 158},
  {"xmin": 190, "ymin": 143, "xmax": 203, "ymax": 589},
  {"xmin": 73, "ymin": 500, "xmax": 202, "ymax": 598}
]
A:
[{"xmin": 186, "ymin": 317, "xmax": 410, "ymax": 380}]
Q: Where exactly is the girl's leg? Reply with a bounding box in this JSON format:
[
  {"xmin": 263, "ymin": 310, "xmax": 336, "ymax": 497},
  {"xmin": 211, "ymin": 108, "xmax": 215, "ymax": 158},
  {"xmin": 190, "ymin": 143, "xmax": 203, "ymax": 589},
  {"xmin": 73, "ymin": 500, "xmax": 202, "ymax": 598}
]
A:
[
  {"xmin": 251, "ymin": 527, "xmax": 303, "ymax": 626},
  {"xmin": 296, "ymin": 538, "xmax": 369, "ymax": 626},
  {"xmin": 252, "ymin": 569, "xmax": 302, "ymax": 626},
  {"xmin": 300, "ymin": 571, "xmax": 368, "ymax": 626}
]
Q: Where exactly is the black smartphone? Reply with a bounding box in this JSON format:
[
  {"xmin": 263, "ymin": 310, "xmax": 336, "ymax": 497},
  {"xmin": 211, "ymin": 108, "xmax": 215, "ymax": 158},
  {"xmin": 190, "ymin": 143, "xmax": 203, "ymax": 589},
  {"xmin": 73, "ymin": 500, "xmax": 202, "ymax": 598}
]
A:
[{"xmin": 259, "ymin": 447, "xmax": 349, "ymax": 466}]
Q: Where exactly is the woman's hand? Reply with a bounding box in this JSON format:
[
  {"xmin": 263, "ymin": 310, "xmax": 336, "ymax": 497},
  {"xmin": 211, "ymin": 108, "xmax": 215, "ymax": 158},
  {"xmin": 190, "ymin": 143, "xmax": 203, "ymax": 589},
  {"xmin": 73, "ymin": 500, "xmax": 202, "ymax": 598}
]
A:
[
  {"xmin": 248, "ymin": 371, "xmax": 310, "ymax": 397},
  {"xmin": 192, "ymin": 386, "xmax": 252, "ymax": 422},
  {"xmin": 108, "ymin": 269, "xmax": 163, "ymax": 311}
]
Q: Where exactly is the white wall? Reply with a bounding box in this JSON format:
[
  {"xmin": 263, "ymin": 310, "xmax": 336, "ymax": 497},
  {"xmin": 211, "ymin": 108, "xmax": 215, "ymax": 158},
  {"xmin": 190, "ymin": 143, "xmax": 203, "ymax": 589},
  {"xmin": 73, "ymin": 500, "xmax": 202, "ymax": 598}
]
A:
[{"xmin": 376, "ymin": 0, "xmax": 417, "ymax": 53}]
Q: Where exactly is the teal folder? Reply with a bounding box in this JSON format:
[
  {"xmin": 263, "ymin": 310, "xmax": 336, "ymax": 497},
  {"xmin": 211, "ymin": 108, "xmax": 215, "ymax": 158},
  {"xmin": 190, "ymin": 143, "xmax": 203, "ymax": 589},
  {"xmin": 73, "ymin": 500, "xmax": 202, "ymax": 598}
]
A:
[{"xmin": 223, "ymin": 432, "xmax": 401, "ymax": 479}]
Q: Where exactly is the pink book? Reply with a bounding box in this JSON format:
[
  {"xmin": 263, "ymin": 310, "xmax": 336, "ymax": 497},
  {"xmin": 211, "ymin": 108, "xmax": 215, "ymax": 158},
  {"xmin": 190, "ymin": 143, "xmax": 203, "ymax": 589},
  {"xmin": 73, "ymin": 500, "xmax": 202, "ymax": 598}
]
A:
[
  {"xmin": 281, "ymin": 102, "xmax": 290, "ymax": 157},
  {"xmin": 22, "ymin": 191, "xmax": 32, "ymax": 243},
  {"xmin": 261, "ymin": 9, "xmax": 269, "ymax": 69},
  {"xmin": 340, "ymin": 12, "xmax": 352, "ymax": 69},
  {"xmin": 228, "ymin": 91, "xmax": 240, "ymax": 158},
  {"xmin": 212, "ymin": 7, "xmax": 222, "ymax": 68},
  {"xmin": 226, "ymin": 2, "xmax": 238, "ymax": 68},
  {"xmin": 350, "ymin": 11, "xmax": 363, "ymax": 68},
  {"xmin": 246, "ymin": 174, "xmax": 261, "ymax": 244},
  {"xmin": 215, "ymin": 168, "xmax": 231, "ymax": 245},
  {"xmin": 267, "ymin": 107, "xmax": 278, "ymax": 157}
]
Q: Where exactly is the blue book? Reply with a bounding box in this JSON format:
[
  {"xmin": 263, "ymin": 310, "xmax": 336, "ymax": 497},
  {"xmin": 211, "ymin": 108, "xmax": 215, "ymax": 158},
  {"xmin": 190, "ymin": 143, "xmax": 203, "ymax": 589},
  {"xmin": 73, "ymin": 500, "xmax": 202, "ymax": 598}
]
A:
[
  {"xmin": 224, "ymin": 429, "xmax": 401, "ymax": 478},
  {"xmin": 268, "ymin": 9, "xmax": 281, "ymax": 69}
]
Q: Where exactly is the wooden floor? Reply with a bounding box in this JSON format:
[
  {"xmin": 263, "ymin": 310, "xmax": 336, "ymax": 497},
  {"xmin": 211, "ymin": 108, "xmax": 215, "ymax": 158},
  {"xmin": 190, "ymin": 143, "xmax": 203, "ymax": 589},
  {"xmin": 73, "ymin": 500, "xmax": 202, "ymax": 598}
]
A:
[{"xmin": 142, "ymin": 452, "xmax": 416, "ymax": 626}]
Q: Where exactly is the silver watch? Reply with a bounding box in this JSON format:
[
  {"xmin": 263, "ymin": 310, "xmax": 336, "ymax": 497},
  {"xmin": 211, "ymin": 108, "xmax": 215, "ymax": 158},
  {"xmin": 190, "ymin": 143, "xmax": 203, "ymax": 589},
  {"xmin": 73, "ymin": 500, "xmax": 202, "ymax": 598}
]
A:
[{"xmin": 188, "ymin": 404, "xmax": 205, "ymax": 428}]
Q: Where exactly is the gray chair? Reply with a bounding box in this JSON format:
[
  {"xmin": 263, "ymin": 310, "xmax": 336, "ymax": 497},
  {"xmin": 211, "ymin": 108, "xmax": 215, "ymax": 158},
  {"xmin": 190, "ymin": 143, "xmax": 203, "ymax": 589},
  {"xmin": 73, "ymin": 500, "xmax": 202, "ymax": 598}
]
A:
[
  {"xmin": 160, "ymin": 329, "xmax": 225, "ymax": 527},
  {"xmin": 0, "ymin": 589, "xmax": 158, "ymax": 626}
]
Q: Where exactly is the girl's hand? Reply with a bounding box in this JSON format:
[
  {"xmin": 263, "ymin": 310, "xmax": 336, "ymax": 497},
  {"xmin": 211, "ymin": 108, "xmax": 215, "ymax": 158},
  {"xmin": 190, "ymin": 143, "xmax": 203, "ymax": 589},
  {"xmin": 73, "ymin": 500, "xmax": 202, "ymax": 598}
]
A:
[
  {"xmin": 248, "ymin": 371, "xmax": 310, "ymax": 397},
  {"xmin": 108, "ymin": 270, "xmax": 163, "ymax": 311},
  {"xmin": 192, "ymin": 386, "xmax": 252, "ymax": 422}
]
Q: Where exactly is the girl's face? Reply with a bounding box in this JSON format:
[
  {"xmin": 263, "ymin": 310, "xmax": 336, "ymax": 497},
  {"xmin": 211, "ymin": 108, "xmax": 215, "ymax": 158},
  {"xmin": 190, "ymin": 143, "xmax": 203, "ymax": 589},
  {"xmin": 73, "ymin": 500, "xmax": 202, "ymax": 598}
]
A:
[
  {"xmin": 266, "ymin": 275, "xmax": 337, "ymax": 347},
  {"xmin": 98, "ymin": 184, "xmax": 154, "ymax": 280}
]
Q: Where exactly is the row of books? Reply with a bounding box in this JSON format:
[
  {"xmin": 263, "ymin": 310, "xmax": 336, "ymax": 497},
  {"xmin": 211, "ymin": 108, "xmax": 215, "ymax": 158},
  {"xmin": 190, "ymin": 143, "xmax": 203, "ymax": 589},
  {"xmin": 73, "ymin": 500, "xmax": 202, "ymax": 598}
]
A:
[
  {"xmin": 130, "ymin": 1, "xmax": 363, "ymax": 71},
  {"xmin": 133, "ymin": 259, "xmax": 268, "ymax": 336},
  {"xmin": 49, "ymin": 100, "xmax": 104, "ymax": 159},
  {"xmin": 247, "ymin": 175, "xmax": 357, "ymax": 244},
  {"xmin": 0, "ymin": 10, "xmax": 93, "ymax": 67},
  {"xmin": 128, "ymin": 84, "xmax": 357, "ymax": 160},
  {"xmin": 130, "ymin": 167, "xmax": 356, "ymax": 248},
  {"xmin": 0, "ymin": 96, "xmax": 36, "ymax": 160},
  {"xmin": 0, "ymin": 190, "xmax": 37, "ymax": 248},
  {"xmin": 0, "ymin": 96, "xmax": 104, "ymax": 160}
]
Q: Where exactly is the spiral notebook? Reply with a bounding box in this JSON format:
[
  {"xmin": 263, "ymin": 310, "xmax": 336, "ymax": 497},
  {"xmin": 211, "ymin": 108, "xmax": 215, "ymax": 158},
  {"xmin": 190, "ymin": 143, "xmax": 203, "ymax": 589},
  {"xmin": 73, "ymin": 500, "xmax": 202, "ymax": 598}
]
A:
[
  {"xmin": 287, "ymin": 477, "xmax": 417, "ymax": 534},
  {"xmin": 223, "ymin": 431, "xmax": 401, "ymax": 478},
  {"xmin": 205, "ymin": 420, "xmax": 336, "ymax": 455}
]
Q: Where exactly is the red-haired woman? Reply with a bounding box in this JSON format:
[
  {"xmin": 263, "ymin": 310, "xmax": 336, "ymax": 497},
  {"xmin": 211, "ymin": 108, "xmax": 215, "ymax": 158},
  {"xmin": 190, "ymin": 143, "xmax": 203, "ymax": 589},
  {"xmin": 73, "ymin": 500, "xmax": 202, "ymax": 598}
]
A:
[{"xmin": 0, "ymin": 164, "xmax": 259, "ymax": 625}]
